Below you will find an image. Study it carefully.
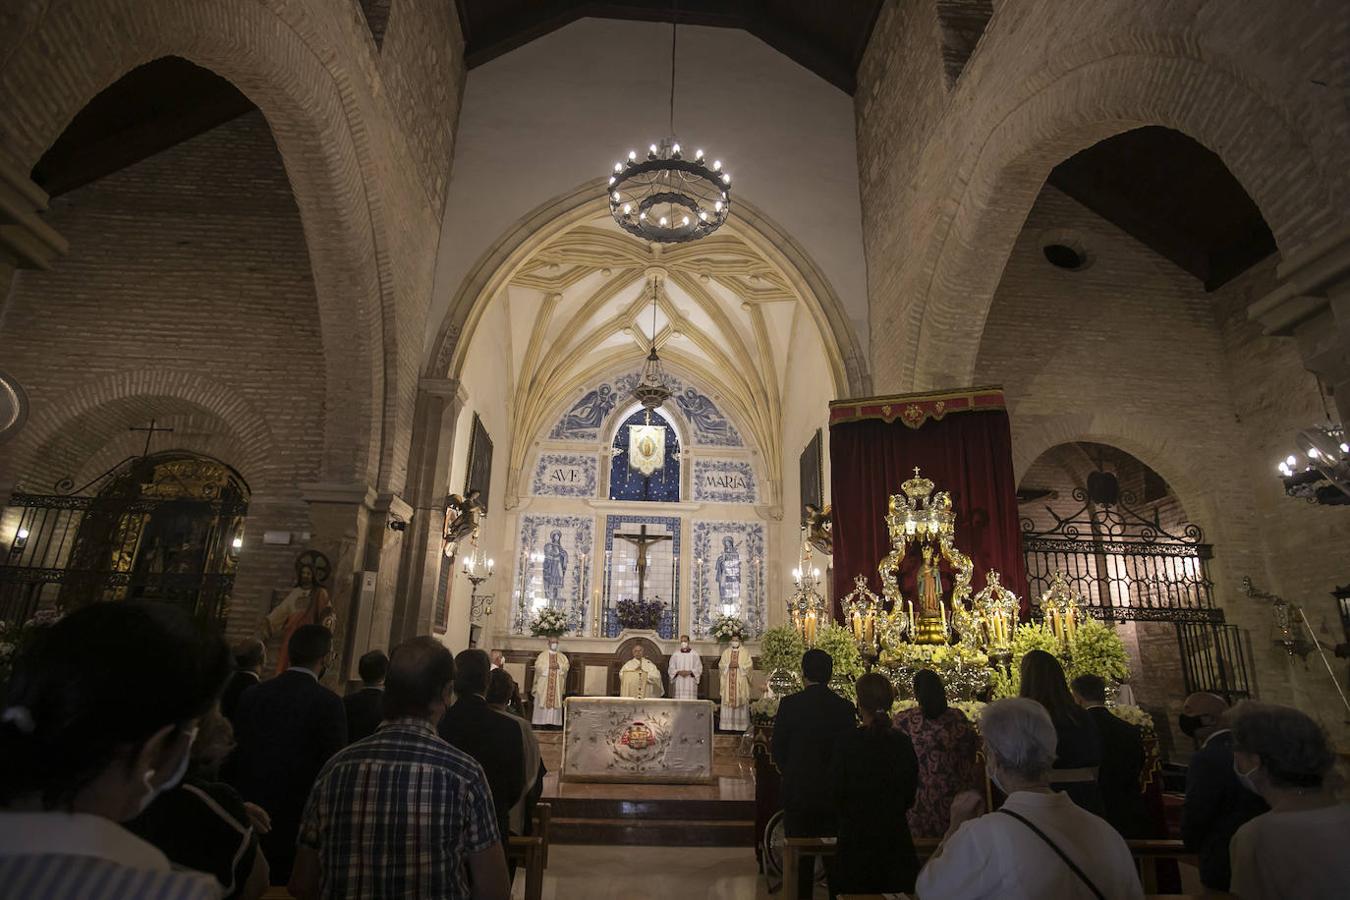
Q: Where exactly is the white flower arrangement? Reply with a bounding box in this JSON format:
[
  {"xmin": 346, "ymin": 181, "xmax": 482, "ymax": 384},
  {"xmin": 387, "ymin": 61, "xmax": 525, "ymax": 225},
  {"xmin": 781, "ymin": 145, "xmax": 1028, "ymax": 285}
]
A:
[
  {"xmin": 751, "ymin": 694, "xmax": 780, "ymax": 724},
  {"xmin": 710, "ymin": 614, "xmax": 748, "ymax": 643},
  {"xmin": 1109, "ymin": 704, "xmax": 1154, "ymax": 730},
  {"xmin": 529, "ymin": 607, "xmax": 570, "ymax": 638}
]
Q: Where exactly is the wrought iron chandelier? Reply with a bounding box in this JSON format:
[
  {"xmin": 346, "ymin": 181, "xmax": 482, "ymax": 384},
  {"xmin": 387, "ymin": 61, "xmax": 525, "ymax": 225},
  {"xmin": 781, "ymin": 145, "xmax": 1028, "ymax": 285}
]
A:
[
  {"xmin": 606, "ymin": 8, "xmax": 731, "ymax": 244},
  {"xmin": 1275, "ymin": 390, "xmax": 1350, "ymax": 505},
  {"xmin": 631, "ymin": 275, "xmax": 673, "ymax": 411}
]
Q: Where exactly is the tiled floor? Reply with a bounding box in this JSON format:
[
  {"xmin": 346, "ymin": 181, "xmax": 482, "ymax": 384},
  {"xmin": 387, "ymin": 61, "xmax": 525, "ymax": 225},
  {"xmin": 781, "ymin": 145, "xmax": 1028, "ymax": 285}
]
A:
[{"xmin": 509, "ymin": 844, "xmax": 828, "ymax": 900}]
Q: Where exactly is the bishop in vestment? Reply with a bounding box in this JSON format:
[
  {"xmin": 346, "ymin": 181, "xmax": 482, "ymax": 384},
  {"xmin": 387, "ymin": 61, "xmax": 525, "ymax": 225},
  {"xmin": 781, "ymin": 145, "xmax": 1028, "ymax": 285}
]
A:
[
  {"xmin": 531, "ymin": 640, "xmax": 569, "ymax": 726},
  {"xmin": 718, "ymin": 638, "xmax": 753, "ymax": 731},
  {"xmin": 667, "ymin": 635, "xmax": 703, "ymax": 700},
  {"xmin": 618, "ymin": 645, "xmax": 663, "ymax": 699}
]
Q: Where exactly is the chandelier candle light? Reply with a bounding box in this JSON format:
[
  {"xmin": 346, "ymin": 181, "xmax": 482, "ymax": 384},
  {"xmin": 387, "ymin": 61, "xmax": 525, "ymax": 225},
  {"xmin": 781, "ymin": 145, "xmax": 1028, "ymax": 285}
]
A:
[
  {"xmin": 788, "ymin": 540, "xmax": 828, "ymax": 645},
  {"xmin": 606, "ymin": 8, "xmax": 731, "ymax": 244},
  {"xmin": 462, "ymin": 540, "xmax": 494, "ymax": 621}
]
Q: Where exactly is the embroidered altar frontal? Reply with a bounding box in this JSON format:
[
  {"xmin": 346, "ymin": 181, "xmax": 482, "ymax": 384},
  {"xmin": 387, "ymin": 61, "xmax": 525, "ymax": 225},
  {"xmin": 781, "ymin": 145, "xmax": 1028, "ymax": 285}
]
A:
[{"xmin": 561, "ymin": 697, "xmax": 715, "ymax": 784}]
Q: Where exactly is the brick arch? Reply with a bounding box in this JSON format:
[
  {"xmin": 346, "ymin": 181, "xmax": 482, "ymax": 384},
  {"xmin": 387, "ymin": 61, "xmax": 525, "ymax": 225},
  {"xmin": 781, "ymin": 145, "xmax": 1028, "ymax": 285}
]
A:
[
  {"xmin": 1010, "ymin": 412, "xmax": 1232, "ymax": 554},
  {"xmin": 0, "ymin": 0, "xmax": 396, "ymax": 488},
  {"xmin": 900, "ymin": 53, "xmax": 1343, "ymax": 392},
  {"xmin": 6, "ymin": 369, "xmax": 281, "ymax": 493}
]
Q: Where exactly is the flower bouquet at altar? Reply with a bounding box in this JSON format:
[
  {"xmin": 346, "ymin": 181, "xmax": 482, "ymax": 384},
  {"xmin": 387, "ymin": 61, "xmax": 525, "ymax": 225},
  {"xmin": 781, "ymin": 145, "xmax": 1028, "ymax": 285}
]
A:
[
  {"xmin": 529, "ymin": 607, "xmax": 570, "ymax": 637},
  {"xmin": 710, "ymin": 614, "xmax": 747, "ymax": 643},
  {"xmin": 615, "ymin": 597, "xmax": 663, "ymax": 631}
]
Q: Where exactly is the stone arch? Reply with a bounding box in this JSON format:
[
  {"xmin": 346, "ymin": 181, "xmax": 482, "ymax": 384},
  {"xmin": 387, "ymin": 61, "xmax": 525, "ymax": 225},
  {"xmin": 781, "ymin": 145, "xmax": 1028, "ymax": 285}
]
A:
[
  {"xmin": 903, "ymin": 52, "xmax": 1343, "ymax": 391},
  {"xmin": 427, "ymin": 180, "xmax": 870, "ymax": 399},
  {"xmin": 0, "ymin": 0, "xmax": 397, "ymax": 489},
  {"xmin": 5, "ymin": 369, "xmax": 281, "ymax": 494}
]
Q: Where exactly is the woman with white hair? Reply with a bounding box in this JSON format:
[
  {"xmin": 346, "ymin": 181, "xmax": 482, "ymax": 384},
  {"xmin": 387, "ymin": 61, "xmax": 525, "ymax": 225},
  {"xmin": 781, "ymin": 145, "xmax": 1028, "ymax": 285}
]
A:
[
  {"xmin": 915, "ymin": 698, "xmax": 1142, "ymax": 899},
  {"xmin": 1227, "ymin": 701, "xmax": 1349, "ymax": 899}
]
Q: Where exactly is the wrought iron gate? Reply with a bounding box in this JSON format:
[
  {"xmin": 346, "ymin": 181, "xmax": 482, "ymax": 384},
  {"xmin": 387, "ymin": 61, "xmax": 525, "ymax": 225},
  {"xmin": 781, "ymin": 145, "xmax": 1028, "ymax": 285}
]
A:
[
  {"xmin": 1, "ymin": 452, "xmax": 248, "ymax": 630},
  {"xmin": 1021, "ymin": 471, "xmax": 1248, "ymax": 697}
]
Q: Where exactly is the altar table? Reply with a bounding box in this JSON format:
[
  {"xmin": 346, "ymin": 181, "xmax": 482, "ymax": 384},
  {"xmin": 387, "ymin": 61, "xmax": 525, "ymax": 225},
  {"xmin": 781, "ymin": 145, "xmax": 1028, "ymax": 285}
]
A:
[{"xmin": 561, "ymin": 697, "xmax": 714, "ymax": 784}]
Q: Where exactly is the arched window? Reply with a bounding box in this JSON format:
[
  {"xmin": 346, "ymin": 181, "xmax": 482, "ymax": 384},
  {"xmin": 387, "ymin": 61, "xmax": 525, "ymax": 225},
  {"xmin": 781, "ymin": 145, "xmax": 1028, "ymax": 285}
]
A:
[{"xmin": 609, "ymin": 408, "xmax": 680, "ymax": 502}]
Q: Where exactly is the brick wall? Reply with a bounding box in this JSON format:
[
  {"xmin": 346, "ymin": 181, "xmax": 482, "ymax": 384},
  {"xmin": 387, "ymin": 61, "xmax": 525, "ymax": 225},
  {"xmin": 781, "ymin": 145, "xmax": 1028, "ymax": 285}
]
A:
[
  {"xmin": 976, "ymin": 185, "xmax": 1349, "ymax": 745},
  {"xmin": 0, "ymin": 111, "xmax": 326, "ymax": 641}
]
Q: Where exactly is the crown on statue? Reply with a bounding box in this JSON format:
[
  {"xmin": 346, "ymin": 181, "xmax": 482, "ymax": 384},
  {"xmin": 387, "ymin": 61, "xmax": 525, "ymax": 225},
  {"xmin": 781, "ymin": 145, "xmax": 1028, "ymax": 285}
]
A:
[{"xmin": 887, "ymin": 467, "xmax": 955, "ymax": 542}]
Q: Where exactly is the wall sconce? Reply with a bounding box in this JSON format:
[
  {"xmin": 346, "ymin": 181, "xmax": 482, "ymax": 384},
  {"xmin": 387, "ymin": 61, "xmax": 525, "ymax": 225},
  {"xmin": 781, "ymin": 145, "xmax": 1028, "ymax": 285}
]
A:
[{"xmin": 13, "ymin": 527, "xmax": 29, "ymax": 551}]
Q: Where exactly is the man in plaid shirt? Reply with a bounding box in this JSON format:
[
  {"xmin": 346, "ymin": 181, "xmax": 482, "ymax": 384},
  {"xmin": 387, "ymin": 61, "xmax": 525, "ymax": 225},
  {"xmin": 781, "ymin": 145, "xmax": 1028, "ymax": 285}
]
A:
[{"xmin": 289, "ymin": 637, "xmax": 510, "ymax": 899}]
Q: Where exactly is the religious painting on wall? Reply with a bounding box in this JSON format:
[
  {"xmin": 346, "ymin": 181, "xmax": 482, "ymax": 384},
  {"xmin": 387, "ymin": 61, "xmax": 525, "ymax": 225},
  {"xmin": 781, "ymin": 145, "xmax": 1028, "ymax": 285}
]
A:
[
  {"xmin": 465, "ymin": 412, "xmax": 493, "ymax": 513},
  {"xmin": 549, "ymin": 371, "xmax": 743, "ymax": 448},
  {"xmin": 800, "ymin": 429, "xmax": 823, "ymax": 520},
  {"xmin": 602, "ymin": 515, "xmax": 680, "ymax": 639},
  {"xmin": 512, "ymin": 514, "xmax": 594, "ymax": 636},
  {"xmin": 692, "ymin": 521, "xmax": 765, "ymax": 639}
]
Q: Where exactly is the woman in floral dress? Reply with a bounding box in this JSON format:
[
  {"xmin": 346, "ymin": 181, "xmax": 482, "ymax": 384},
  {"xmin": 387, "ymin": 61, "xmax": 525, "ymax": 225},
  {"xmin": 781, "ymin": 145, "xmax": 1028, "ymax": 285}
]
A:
[{"xmin": 893, "ymin": 669, "xmax": 982, "ymax": 838}]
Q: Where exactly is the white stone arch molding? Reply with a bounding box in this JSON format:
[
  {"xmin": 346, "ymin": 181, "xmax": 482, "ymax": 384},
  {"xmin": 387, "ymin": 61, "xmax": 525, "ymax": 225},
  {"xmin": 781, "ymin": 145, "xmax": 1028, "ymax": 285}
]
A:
[
  {"xmin": 899, "ymin": 49, "xmax": 1346, "ymax": 392},
  {"xmin": 0, "ymin": 0, "xmax": 403, "ymax": 491},
  {"xmin": 427, "ymin": 178, "xmax": 870, "ymax": 398}
]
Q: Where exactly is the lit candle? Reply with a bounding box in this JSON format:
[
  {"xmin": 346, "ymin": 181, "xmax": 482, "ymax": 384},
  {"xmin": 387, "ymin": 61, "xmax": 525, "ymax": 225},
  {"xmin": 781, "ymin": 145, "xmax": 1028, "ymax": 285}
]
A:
[
  {"xmin": 852, "ymin": 610, "xmax": 862, "ymax": 640},
  {"xmin": 1066, "ymin": 606, "xmax": 1077, "ymax": 639},
  {"xmin": 940, "ymin": 603, "xmax": 948, "ymax": 633}
]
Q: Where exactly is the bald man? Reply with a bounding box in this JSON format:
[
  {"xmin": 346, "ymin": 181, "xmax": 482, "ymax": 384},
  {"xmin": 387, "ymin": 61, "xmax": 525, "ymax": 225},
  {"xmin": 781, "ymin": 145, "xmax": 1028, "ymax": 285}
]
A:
[{"xmin": 1179, "ymin": 692, "xmax": 1268, "ymax": 892}]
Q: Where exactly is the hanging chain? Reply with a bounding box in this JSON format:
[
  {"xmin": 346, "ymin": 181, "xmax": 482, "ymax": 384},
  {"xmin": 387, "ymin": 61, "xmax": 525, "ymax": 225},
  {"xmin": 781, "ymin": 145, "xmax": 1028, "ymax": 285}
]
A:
[{"xmin": 668, "ymin": 1, "xmax": 678, "ymax": 138}]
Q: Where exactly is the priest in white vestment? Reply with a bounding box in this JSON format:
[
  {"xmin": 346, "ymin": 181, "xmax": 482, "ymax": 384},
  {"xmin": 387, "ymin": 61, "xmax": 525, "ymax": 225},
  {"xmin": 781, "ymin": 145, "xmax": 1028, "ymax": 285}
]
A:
[
  {"xmin": 667, "ymin": 635, "xmax": 703, "ymax": 700},
  {"xmin": 531, "ymin": 640, "xmax": 569, "ymax": 726},
  {"xmin": 718, "ymin": 638, "xmax": 753, "ymax": 731},
  {"xmin": 618, "ymin": 645, "xmax": 663, "ymax": 699}
]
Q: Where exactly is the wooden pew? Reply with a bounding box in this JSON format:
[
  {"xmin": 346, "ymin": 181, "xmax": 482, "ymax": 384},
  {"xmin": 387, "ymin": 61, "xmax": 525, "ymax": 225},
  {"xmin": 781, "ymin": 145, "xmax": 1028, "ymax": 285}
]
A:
[
  {"xmin": 505, "ymin": 835, "xmax": 546, "ymax": 900},
  {"xmin": 786, "ymin": 836, "xmax": 1199, "ymax": 897},
  {"xmin": 532, "ymin": 801, "xmax": 552, "ymax": 868}
]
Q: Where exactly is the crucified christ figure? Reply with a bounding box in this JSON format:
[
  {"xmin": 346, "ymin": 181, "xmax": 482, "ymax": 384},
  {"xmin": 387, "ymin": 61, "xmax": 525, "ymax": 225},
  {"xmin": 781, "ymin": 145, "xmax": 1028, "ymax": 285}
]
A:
[{"xmin": 614, "ymin": 523, "xmax": 672, "ymax": 604}]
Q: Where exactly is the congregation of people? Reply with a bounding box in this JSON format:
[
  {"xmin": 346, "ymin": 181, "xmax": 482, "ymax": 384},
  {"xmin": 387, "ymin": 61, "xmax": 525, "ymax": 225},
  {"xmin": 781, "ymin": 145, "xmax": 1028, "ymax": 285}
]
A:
[
  {"xmin": 1, "ymin": 600, "xmax": 1347, "ymax": 899},
  {"xmin": 771, "ymin": 648, "xmax": 1349, "ymax": 900}
]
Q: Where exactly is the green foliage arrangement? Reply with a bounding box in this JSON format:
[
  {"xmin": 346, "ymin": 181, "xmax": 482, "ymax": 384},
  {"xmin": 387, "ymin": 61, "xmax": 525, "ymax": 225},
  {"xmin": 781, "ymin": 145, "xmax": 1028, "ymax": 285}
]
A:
[
  {"xmin": 1063, "ymin": 617, "xmax": 1131, "ymax": 684},
  {"xmin": 990, "ymin": 618, "xmax": 1131, "ymax": 698},
  {"xmin": 814, "ymin": 623, "xmax": 865, "ymax": 701},
  {"xmin": 759, "ymin": 625, "xmax": 805, "ymax": 676},
  {"xmin": 880, "ymin": 641, "xmax": 991, "ymax": 702}
]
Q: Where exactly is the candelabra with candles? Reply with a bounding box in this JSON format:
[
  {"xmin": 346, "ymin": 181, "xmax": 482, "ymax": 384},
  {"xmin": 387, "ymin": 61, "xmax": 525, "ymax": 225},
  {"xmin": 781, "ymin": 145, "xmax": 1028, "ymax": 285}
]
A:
[
  {"xmin": 788, "ymin": 541, "xmax": 828, "ymax": 646},
  {"xmin": 971, "ymin": 570, "xmax": 1020, "ymax": 670},
  {"xmin": 1038, "ymin": 571, "xmax": 1085, "ymax": 644},
  {"xmin": 462, "ymin": 538, "xmax": 494, "ymax": 622},
  {"xmin": 842, "ymin": 574, "xmax": 887, "ymax": 668}
]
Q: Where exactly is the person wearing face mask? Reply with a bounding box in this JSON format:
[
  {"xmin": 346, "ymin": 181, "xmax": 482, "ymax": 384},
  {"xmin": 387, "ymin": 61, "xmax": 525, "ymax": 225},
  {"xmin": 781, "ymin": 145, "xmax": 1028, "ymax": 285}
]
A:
[
  {"xmin": 531, "ymin": 639, "xmax": 569, "ymax": 727},
  {"xmin": 916, "ymin": 698, "xmax": 1142, "ymax": 900},
  {"xmin": 1178, "ymin": 691, "xmax": 1268, "ymax": 893},
  {"xmin": 717, "ymin": 636, "xmax": 753, "ymax": 731},
  {"xmin": 229, "ymin": 624, "xmax": 347, "ymax": 886},
  {"xmin": 1226, "ymin": 702, "xmax": 1349, "ymax": 900},
  {"xmin": 668, "ymin": 634, "xmax": 703, "ymax": 700},
  {"xmin": 0, "ymin": 601, "xmax": 231, "ymax": 899}
]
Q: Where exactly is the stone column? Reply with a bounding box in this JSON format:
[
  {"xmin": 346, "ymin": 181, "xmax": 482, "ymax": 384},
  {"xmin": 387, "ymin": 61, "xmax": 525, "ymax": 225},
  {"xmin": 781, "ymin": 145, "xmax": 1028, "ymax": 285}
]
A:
[
  {"xmin": 1249, "ymin": 223, "xmax": 1350, "ymax": 424},
  {"xmin": 299, "ymin": 482, "xmax": 376, "ymax": 685},
  {"xmin": 0, "ymin": 146, "xmax": 67, "ymax": 462},
  {"xmin": 390, "ymin": 377, "xmax": 469, "ymax": 643}
]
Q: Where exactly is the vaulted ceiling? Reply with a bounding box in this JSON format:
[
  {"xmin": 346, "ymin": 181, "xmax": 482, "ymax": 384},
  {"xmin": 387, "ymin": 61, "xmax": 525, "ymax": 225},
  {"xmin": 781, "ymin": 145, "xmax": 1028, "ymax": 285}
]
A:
[
  {"xmin": 498, "ymin": 213, "xmax": 839, "ymax": 488},
  {"xmin": 454, "ymin": 0, "xmax": 885, "ymax": 94}
]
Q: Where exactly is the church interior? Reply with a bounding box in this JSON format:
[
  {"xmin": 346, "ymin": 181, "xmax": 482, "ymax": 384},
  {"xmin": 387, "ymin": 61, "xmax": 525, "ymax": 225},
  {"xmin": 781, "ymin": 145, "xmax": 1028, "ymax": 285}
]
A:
[{"xmin": 1, "ymin": 1, "xmax": 1348, "ymax": 898}]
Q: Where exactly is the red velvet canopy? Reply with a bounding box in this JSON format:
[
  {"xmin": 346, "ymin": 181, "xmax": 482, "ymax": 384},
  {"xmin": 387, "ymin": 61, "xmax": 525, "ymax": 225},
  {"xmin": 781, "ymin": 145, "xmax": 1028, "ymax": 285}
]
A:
[{"xmin": 827, "ymin": 387, "xmax": 1029, "ymax": 617}]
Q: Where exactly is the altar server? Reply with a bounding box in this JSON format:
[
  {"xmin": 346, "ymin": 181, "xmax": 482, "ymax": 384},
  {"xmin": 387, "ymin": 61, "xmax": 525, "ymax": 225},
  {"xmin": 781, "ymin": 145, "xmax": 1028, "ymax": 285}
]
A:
[
  {"xmin": 719, "ymin": 637, "xmax": 753, "ymax": 731},
  {"xmin": 531, "ymin": 640, "xmax": 569, "ymax": 727},
  {"xmin": 668, "ymin": 635, "xmax": 703, "ymax": 700},
  {"xmin": 619, "ymin": 645, "xmax": 663, "ymax": 699}
]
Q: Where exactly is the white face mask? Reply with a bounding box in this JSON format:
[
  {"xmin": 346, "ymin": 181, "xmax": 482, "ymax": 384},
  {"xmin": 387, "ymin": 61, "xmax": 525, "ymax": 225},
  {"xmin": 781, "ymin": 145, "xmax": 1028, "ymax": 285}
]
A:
[
  {"xmin": 138, "ymin": 727, "xmax": 197, "ymax": 813},
  {"xmin": 681, "ymin": 641, "xmax": 690, "ymax": 650},
  {"xmin": 985, "ymin": 759, "xmax": 1006, "ymax": 795},
  {"xmin": 549, "ymin": 643, "xmax": 558, "ymax": 652},
  {"xmin": 1234, "ymin": 759, "xmax": 1260, "ymax": 794},
  {"xmin": 731, "ymin": 640, "xmax": 740, "ymax": 649}
]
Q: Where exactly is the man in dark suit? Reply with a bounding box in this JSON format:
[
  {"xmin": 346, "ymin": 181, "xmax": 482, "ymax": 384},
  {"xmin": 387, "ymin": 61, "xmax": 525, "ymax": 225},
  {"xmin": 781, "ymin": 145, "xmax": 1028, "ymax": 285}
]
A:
[
  {"xmin": 221, "ymin": 638, "xmax": 265, "ymax": 724},
  {"xmin": 439, "ymin": 648, "xmax": 526, "ymax": 846},
  {"xmin": 1179, "ymin": 691, "xmax": 1268, "ymax": 892},
  {"xmin": 230, "ymin": 624, "xmax": 347, "ymax": 886},
  {"xmin": 1071, "ymin": 674, "xmax": 1150, "ymax": 838},
  {"xmin": 772, "ymin": 648, "xmax": 857, "ymax": 899},
  {"xmin": 344, "ymin": 649, "xmax": 388, "ymax": 743}
]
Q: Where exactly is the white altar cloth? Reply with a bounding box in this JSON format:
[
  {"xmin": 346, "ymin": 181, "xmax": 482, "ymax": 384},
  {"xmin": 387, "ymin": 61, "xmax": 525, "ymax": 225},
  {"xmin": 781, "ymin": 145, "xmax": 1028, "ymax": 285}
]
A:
[{"xmin": 561, "ymin": 697, "xmax": 715, "ymax": 784}]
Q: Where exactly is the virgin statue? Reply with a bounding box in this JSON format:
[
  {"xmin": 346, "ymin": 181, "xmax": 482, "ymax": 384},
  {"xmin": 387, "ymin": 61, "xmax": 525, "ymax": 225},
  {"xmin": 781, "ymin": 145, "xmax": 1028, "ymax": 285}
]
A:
[{"xmin": 916, "ymin": 544, "xmax": 944, "ymax": 616}]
